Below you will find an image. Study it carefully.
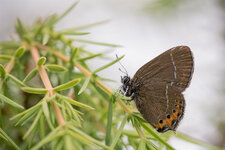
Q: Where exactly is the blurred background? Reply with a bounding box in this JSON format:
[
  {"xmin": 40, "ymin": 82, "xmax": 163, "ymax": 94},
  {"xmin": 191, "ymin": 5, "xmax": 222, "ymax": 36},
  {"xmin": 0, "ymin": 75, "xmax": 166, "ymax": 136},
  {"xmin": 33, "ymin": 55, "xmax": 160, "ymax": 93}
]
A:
[{"xmin": 0, "ymin": 0, "xmax": 224, "ymax": 149}]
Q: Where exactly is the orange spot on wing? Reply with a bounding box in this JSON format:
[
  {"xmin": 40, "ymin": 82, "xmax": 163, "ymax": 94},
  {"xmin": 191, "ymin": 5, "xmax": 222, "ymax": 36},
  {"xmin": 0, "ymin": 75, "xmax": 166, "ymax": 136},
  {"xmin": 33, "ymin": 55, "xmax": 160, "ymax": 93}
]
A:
[{"xmin": 153, "ymin": 104, "xmax": 182, "ymax": 129}]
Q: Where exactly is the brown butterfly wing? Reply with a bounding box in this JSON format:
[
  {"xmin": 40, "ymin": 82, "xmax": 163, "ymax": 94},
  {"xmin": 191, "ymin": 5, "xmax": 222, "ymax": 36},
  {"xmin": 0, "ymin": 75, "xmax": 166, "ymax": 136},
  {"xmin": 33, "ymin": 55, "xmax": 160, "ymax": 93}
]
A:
[
  {"xmin": 132, "ymin": 46, "xmax": 194, "ymax": 92},
  {"xmin": 134, "ymin": 80, "xmax": 185, "ymax": 132},
  {"xmin": 131, "ymin": 46, "xmax": 193, "ymax": 132}
]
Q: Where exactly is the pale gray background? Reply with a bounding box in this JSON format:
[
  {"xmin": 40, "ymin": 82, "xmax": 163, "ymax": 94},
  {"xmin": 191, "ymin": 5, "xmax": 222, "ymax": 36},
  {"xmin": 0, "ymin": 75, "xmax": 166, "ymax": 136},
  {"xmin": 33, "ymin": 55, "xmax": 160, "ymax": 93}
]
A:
[{"xmin": 0, "ymin": 0, "xmax": 224, "ymax": 149}]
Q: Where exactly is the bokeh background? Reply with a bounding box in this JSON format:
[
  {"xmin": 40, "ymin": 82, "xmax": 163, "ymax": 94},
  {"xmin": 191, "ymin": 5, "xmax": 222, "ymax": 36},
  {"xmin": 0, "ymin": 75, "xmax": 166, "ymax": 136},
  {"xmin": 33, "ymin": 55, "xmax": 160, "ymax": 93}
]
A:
[{"xmin": 0, "ymin": 0, "xmax": 224, "ymax": 149}]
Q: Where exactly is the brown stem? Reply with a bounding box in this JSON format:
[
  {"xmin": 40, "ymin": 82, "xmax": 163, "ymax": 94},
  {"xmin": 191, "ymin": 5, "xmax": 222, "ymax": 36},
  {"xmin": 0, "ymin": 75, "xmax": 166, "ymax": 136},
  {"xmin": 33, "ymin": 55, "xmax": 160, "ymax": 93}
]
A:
[
  {"xmin": 5, "ymin": 58, "xmax": 15, "ymax": 73},
  {"xmin": 30, "ymin": 46, "xmax": 65, "ymax": 126}
]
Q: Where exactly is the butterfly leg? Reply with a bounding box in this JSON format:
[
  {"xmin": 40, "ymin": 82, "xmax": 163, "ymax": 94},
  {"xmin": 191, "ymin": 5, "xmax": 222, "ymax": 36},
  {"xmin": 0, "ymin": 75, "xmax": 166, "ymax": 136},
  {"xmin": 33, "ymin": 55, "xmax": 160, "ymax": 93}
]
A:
[
  {"xmin": 116, "ymin": 86, "xmax": 122, "ymax": 95},
  {"xmin": 126, "ymin": 99, "xmax": 133, "ymax": 104},
  {"xmin": 124, "ymin": 86, "xmax": 129, "ymax": 96},
  {"xmin": 125, "ymin": 92, "xmax": 135, "ymax": 104},
  {"xmin": 130, "ymin": 92, "xmax": 135, "ymax": 99}
]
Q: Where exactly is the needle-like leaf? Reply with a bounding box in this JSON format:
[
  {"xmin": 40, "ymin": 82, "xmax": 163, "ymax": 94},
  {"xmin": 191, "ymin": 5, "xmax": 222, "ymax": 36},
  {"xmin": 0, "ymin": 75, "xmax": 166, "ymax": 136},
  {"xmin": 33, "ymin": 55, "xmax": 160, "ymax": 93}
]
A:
[
  {"xmin": 78, "ymin": 77, "xmax": 90, "ymax": 95},
  {"xmin": 93, "ymin": 55, "xmax": 124, "ymax": 74},
  {"xmin": 0, "ymin": 94, "xmax": 24, "ymax": 109},
  {"xmin": 53, "ymin": 78, "xmax": 81, "ymax": 92},
  {"xmin": 22, "ymin": 87, "xmax": 48, "ymax": 94}
]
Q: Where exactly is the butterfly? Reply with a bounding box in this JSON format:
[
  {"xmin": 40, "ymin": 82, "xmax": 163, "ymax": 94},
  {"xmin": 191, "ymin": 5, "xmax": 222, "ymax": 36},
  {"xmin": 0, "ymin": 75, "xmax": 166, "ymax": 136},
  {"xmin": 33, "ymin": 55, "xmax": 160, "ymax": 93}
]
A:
[{"xmin": 120, "ymin": 46, "xmax": 194, "ymax": 132}]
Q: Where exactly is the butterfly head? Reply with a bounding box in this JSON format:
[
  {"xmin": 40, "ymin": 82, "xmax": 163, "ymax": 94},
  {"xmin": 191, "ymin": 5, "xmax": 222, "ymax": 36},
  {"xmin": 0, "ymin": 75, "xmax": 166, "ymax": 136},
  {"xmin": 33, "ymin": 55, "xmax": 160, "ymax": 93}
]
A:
[
  {"xmin": 121, "ymin": 75, "xmax": 136, "ymax": 98},
  {"xmin": 121, "ymin": 75, "xmax": 130, "ymax": 85}
]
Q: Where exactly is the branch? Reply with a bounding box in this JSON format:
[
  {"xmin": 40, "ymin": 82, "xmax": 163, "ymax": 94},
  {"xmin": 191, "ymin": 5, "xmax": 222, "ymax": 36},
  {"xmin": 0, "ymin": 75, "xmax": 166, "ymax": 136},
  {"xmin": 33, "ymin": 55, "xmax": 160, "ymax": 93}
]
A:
[{"xmin": 30, "ymin": 46, "xmax": 65, "ymax": 125}]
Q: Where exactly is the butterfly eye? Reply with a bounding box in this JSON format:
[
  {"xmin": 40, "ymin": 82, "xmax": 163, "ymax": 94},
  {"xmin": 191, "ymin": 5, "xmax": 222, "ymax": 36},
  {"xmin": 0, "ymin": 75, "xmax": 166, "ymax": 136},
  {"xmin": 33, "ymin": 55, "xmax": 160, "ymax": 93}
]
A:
[{"xmin": 121, "ymin": 76, "xmax": 130, "ymax": 84}]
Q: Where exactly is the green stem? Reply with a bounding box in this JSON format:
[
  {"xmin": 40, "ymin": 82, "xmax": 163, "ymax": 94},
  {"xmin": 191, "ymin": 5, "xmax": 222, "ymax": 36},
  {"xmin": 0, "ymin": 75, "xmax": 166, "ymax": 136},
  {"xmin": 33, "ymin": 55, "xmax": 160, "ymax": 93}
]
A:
[{"xmin": 105, "ymin": 96, "xmax": 114, "ymax": 145}]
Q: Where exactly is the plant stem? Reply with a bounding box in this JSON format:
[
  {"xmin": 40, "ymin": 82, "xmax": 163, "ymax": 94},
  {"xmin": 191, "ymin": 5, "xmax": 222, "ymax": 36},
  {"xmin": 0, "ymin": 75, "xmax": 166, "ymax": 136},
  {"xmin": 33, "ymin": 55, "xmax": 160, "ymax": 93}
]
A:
[
  {"xmin": 5, "ymin": 58, "xmax": 15, "ymax": 73},
  {"xmin": 135, "ymin": 126, "xmax": 145, "ymax": 139},
  {"xmin": 30, "ymin": 46, "xmax": 65, "ymax": 126},
  {"xmin": 0, "ymin": 57, "xmax": 15, "ymax": 87}
]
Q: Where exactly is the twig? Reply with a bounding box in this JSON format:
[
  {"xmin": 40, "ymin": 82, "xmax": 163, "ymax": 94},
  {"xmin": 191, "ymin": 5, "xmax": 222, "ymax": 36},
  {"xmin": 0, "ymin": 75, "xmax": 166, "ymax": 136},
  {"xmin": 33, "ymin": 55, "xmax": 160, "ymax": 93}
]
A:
[
  {"xmin": 5, "ymin": 58, "xmax": 15, "ymax": 73},
  {"xmin": 30, "ymin": 46, "xmax": 65, "ymax": 126}
]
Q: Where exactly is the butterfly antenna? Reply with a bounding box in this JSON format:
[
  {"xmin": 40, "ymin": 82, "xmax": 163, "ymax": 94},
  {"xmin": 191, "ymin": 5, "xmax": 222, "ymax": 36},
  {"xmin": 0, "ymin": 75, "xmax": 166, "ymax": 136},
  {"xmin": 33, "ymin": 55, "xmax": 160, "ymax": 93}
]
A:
[
  {"xmin": 116, "ymin": 54, "xmax": 128, "ymax": 76},
  {"xmin": 119, "ymin": 68, "xmax": 127, "ymax": 74}
]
